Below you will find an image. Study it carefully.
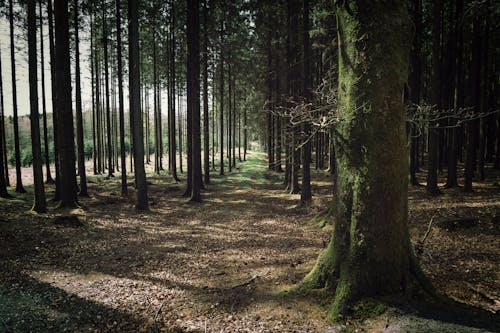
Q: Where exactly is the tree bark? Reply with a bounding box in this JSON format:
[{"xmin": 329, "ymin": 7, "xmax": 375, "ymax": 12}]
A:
[
  {"xmin": 39, "ymin": 0, "xmax": 54, "ymax": 184},
  {"xmin": 203, "ymin": 0, "xmax": 210, "ymax": 184},
  {"xmin": 219, "ymin": 20, "xmax": 225, "ymax": 176},
  {"xmin": 188, "ymin": 0, "xmax": 202, "ymax": 202},
  {"xmin": 28, "ymin": 0, "xmax": 47, "ymax": 212},
  {"xmin": 103, "ymin": 0, "xmax": 114, "ymax": 177},
  {"xmin": 9, "ymin": 0, "xmax": 25, "ymax": 193},
  {"xmin": 0, "ymin": 45, "xmax": 10, "ymax": 189},
  {"xmin": 128, "ymin": 0, "xmax": 148, "ymax": 210},
  {"xmin": 116, "ymin": 0, "xmax": 127, "ymax": 196},
  {"xmin": 303, "ymin": 0, "xmax": 433, "ymax": 319},
  {"xmin": 300, "ymin": 0, "xmax": 312, "ymax": 205},
  {"xmin": 74, "ymin": 0, "xmax": 88, "ymax": 197},
  {"xmin": 54, "ymin": 0, "xmax": 78, "ymax": 207}
]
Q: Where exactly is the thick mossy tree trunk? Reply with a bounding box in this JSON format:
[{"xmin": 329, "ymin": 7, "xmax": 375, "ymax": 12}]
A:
[{"xmin": 302, "ymin": 0, "xmax": 432, "ymax": 320}]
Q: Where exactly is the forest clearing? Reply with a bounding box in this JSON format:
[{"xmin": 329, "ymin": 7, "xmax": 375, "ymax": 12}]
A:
[{"xmin": 1, "ymin": 153, "xmax": 499, "ymax": 332}]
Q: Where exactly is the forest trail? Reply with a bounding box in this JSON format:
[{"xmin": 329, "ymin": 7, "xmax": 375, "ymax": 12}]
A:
[{"xmin": 1, "ymin": 152, "xmax": 499, "ymax": 332}]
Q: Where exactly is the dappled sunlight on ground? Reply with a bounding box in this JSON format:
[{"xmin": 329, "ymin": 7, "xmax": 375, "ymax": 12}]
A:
[{"xmin": 1, "ymin": 152, "xmax": 499, "ymax": 332}]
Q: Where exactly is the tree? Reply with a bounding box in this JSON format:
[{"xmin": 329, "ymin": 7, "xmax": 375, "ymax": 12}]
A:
[
  {"xmin": 187, "ymin": 0, "xmax": 202, "ymax": 202},
  {"xmin": 116, "ymin": 0, "xmax": 127, "ymax": 196},
  {"xmin": 39, "ymin": 0, "xmax": 54, "ymax": 185},
  {"xmin": 102, "ymin": 0, "xmax": 114, "ymax": 178},
  {"xmin": 128, "ymin": 0, "xmax": 148, "ymax": 210},
  {"xmin": 0, "ymin": 45, "xmax": 8, "ymax": 198},
  {"xmin": 302, "ymin": 0, "xmax": 432, "ymax": 319},
  {"xmin": 219, "ymin": 19, "xmax": 225, "ymax": 176},
  {"xmin": 426, "ymin": 0, "xmax": 441, "ymax": 195},
  {"xmin": 54, "ymin": 0, "xmax": 78, "ymax": 207},
  {"xmin": 203, "ymin": 0, "xmax": 210, "ymax": 185},
  {"xmin": 48, "ymin": 0, "xmax": 62, "ymax": 200},
  {"xmin": 9, "ymin": 0, "xmax": 26, "ymax": 193},
  {"xmin": 28, "ymin": 0, "xmax": 47, "ymax": 212},
  {"xmin": 74, "ymin": 0, "xmax": 88, "ymax": 197},
  {"xmin": 0, "ymin": 46, "xmax": 9, "ymax": 189},
  {"xmin": 300, "ymin": 0, "xmax": 312, "ymax": 206}
]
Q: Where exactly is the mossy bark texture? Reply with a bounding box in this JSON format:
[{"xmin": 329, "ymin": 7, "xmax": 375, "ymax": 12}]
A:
[{"xmin": 303, "ymin": 0, "xmax": 431, "ymax": 320}]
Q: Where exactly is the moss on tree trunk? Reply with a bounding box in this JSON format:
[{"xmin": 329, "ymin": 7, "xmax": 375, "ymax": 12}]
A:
[{"xmin": 302, "ymin": 0, "xmax": 433, "ymax": 320}]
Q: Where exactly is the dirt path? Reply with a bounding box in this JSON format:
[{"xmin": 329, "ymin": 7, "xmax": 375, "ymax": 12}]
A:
[{"xmin": 0, "ymin": 152, "xmax": 499, "ymax": 332}]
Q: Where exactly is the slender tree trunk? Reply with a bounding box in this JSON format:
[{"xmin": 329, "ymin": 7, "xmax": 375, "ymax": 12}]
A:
[
  {"xmin": 90, "ymin": 14, "xmax": 98, "ymax": 175},
  {"xmin": 288, "ymin": 0, "xmax": 300, "ymax": 194},
  {"xmin": 0, "ymin": 46, "xmax": 10, "ymax": 188},
  {"xmin": 128, "ymin": 0, "xmax": 148, "ymax": 210},
  {"xmin": 409, "ymin": 0, "xmax": 422, "ymax": 186},
  {"xmin": 74, "ymin": 0, "xmax": 88, "ymax": 197},
  {"xmin": 228, "ymin": 61, "xmax": 233, "ymax": 172},
  {"xmin": 426, "ymin": 0, "xmax": 441, "ymax": 195},
  {"xmin": 9, "ymin": 0, "xmax": 25, "ymax": 193},
  {"xmin": 169, "ymin": 3, "xmax": 180, "ymax": 181},
  {"xmin": 187, "ymin": 0, "xmax": 201, "ymax": 201},
  {"xmin": 202, "ymin": 0, "xmax": 210, "ymax": 184},
  {"xmin": 116, "ymin": 0, "xmax": 127, "ymax": 196},
  {"xmin": 300, "ymin": 0, "xmax": 312, "ymax": 205},
  {"xmin": 446, "ymin": 0, "xmax": 464, "ymax": 188},
  {"xmin": 219, "ymin": 20, "xmax": 225, "ymax": 175},
  {"xmin": 47, "ymin": 0, "xmax": 61, "ymax": 199},
  {"xmin": 243, "ymin": 95, "xmax": 247, "ymax": 161},
  {"xmin": 267, "ymin": 38, "xmax": 274, "ymax": 170},
  {"xmin": 232, "ymin": 76, "xmax": 237, "ymax": 167},
  {"xmin": 465, "ymin": 16, "xmax": 482, "ymax": 192},
  {"xmin": 103, "ymin": 1, "xmax": 114, "ymax": 177},
  {"xmin": 54, "ymin": 0, "xmax": 78, "ymax": 207},
  {"xmin": 39, "ymin": 0, "xmax": 54, "ymax": 184},
  {"xmin": 153, "ymin": 31, "xmax": 160, "ymax": 174},
  {"xmin": 28, "ymin": 0, "xmax": 47, "ymax": 212},
  {"xmin": 0, "ymin": 58, "xmax": 7, "ymax": 197},
  {"xmin": 274, "ymin": 50, "xmax": 282, "ymax": 171},
  {"xmin": 95, "ymin": 42, "xmax": 103, "ymax": 174}
]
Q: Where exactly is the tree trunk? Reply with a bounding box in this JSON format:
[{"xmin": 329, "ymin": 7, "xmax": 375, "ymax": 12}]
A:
[
  {"xmin": 0, "ymin": 58, "xmax": 7, "ymax": 197},
  {"xmin": 426, "ymin": 0, "xmax": 441, "ymax": 195},
  {"xmin": 128, "ymin": 0, "xmax": 148, "ymax": 210},
  {"xmin": 409, "ymin": 0, "xmax": 422, "ymax": 186},
  {"xmin": 464, "ymin": 16, "xmax": 482, "ymax": 192},
  {"xmin": 116, "ymin": 0, "xmax": 127, "ymax": 196},
  {"xmin": 219, "ymin": 20, "xmax": 225, "ymax": 176},
  {"xmin": 103, "ymin": 1, "xmax": 114, "ymax": 177},
  {"xmin": 169, "ymin": 2, "xmax": 180, "ymax": 181},
  {"xmin": 39, "ymin": 0, "xmax": 54, "ymax": 184},
  {"xmin": 303, "ymin": 1, "xmax": 432, "ymax": 319},
  {"xmin": 188, "ymin": 0, "xmax": 202, "ymax": 202},
  {"xmin": 288, "ymin": 0, "xmax": 300, "ymax": 195},
  {"xmin": 0, "ymin": 45, "xmax": 10, "ymax": 189},
  {"xmin": 203, "ymin": 0, "xmax": 210, "ymax": 184},
  {"xmin": 54, "ymin": 0, "xmax": 78, "ymax": 207},
  {"xmin": 48, "ymin": 0, "xmax": 61, "ymax": 199},
  {"xmin": 28, "ymin": 0, "xmax": 47, "ymax": 212},
  {"xmin": 74, "ymin": 0, "xmax": 88, "ymax": 197},
  {"xmin": 9, "ymin": 0, "xmax": 25, "ymax": 193},
  {"xmin": 300, "ymin": 0, "xmax": 312, "ymax": 205}
]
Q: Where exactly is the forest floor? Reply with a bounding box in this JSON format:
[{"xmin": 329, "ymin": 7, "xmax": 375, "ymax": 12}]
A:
[{"xmin": 0, "ymin": 152, "xmax": 499, "ymax": 332}]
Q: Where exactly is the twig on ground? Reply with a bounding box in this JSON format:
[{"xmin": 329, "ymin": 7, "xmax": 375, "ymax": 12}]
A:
[
  {"xmin": 230, "ymin": 274, "xmax": 259, "ymax": 289},
  {"xmin": 150, "ymin": 301, "xmax": 166, "ymax": 333},
  {"xmin": 416, "ymin": 216, "xmax": 434, "ymax": 256}
]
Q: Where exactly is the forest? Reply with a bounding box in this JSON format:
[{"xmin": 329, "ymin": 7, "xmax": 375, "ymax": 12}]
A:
[{"xmin": 0, "ymin": 0, "xmax": 499, "ymax": 332}]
